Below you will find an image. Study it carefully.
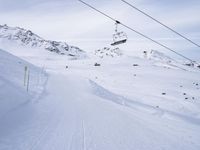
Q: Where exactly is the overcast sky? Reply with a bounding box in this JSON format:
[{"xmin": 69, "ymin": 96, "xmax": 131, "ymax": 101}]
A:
[{"xmin": 0, "ymin": 0, "xmax": 200, "ymax": 60}]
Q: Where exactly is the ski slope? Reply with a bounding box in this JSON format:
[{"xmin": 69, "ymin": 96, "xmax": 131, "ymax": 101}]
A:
[
  {"xmin": 0, "ymin": 47, "xmax": 200, "ymax": 150},
  {"xmin": 0, "ymin": 49, "xmax": 46, "ymax": 118}
]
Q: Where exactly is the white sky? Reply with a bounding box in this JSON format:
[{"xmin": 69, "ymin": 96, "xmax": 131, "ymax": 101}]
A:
[{"xmin": 0, "ymin": 0, "xmax": 200, "ymax": 60}]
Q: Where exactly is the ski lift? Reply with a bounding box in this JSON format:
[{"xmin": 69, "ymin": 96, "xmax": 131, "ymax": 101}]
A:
[{"xmin": 111, "ymin": 21, "xmax": 128, "ymax": 46}]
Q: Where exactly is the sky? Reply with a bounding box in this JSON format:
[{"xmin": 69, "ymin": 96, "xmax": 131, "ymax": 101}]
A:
[{"xmin": 0, "ymin": 0, "xmax": 200, "ymax": 60}]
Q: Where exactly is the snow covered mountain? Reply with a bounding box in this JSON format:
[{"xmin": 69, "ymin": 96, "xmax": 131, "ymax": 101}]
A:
[
  {"xmin": 147, "ymin": 50, "xmax": 200, "ymax": 71},
  {"xmin": 94, "ymin": 47, "xmax": 123, "ymax": 58},
  {"xmin": 0, "ymin": 24, "xmax": 86, "ymax": 59},
  {"xmin": 149, "ymin": 50, "xmax": 177, "ymax": 63}
]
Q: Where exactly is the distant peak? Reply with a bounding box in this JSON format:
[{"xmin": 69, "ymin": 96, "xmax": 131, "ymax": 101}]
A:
[
  {"xmin": 0, "ymin": 24, "xmax": 87, "ymax": 59},
  {"xmin": 95, "ymin": 47, "xmax": 123, "ymax": 58}
]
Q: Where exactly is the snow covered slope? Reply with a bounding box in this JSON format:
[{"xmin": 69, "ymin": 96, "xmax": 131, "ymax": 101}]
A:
[
  {"xmin": 0, "ymin": 53, "xmax": 200, "ymax": 150},
  {"xmin": 0, "ymin": 24, "xmax": 87, "ymax": 59},
  {"xmin": 0, "ymin": 49, "xmax": 46, "ymax": 118},
  {"xmin": 0, "ymin": 26, "xmax": 200, "ymax": 149}
]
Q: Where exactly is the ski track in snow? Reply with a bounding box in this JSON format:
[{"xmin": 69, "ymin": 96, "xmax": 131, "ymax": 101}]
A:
[{"xmin": 0, "ymin": 72, "xmax": 199, "ymax": 150}]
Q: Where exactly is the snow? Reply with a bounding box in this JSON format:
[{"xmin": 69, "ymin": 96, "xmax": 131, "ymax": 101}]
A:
[
  {"xmin": 0, "ymin": 49, "xmax": 47, "ymax": 118},
  {"xmin": 0, "ymin": 24, "xmax": 87, "ymax": 59},
  {"xmin": 0, "ymin": 31, "xmax": 200, "ymax": 149}
]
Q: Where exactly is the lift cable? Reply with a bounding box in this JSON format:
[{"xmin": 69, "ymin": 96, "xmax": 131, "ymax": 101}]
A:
[
  {"xmin": 121, "ymin": 0, "xmax": 200, "ymax": 48},
  {"xmin": 78, "ymin": 0, "xmax": 199, "ymax": 65}
]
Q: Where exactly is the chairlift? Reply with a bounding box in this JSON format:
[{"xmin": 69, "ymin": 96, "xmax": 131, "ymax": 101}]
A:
[{"xmin": 111, "ymin": 21, "xmax": 128, "ymax": 46}]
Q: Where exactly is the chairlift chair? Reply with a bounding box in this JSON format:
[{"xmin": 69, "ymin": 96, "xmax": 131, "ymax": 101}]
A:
[{"xmin": 111, "ymin": 21, "xmax": 128, "ymax": 46}]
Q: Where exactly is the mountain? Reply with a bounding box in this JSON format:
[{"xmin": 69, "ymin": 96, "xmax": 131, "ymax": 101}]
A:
[
  {"xmin": 94, "ymin": 47, "xmax": 123, "ymax": 58},
  {"xmin": 148, "ymin": 50, "xmax": 200, "ymax": 70},
  {"xmin": 0, "ymin": 24, "xmax": 86, "ymax": 59},
  {"xmin": 149, "ymin": 50, "xmax": 177, "ymax": 63}
]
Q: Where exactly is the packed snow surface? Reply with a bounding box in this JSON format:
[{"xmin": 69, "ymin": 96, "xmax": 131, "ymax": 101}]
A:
[{"xmin": 0, "ymin": 42, "xmax": 200, "ymax": 150}]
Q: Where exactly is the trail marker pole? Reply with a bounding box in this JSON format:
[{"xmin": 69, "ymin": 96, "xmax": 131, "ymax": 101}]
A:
[
  {"xmin": 24, "ymin": 66, "xmax": 28, "ymax": 86},
  {"xmin": 27, "ymin": 70, "xmax": 30, "ymax": 92}
]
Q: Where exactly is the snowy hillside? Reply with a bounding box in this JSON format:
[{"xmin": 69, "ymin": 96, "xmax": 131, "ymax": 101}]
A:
[
  {"xmin": 0, "ymin": 44, "xmax": 200, "ymax": 149},
  {"xmin": 149, "ymin": 50, "xmax": 177, "ymax": 63},
  {"xmin": 0, "ymin": 49, "xmax": 46, "ymax": 118},
  {"xmin": 0, "ymin": 23, "xmax": 200, "ymax": 149},
  {"xmin": 147, "ymin": 50, "xmax": 200, "ymax": 71},
  {"xmin": 0, "ymin": 24, "xmax": 86, "ymax": 59}
]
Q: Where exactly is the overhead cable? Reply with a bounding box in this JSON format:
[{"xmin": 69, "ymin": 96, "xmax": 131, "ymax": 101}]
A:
[{"xmin": 78, "ymin": 0, "xmax": 198, "ymax": 65}]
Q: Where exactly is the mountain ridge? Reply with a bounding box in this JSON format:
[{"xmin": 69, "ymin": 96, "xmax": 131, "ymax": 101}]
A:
[{"xmin": 0, "ymin": 24, "xmax": 86, "ymax": 59}]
